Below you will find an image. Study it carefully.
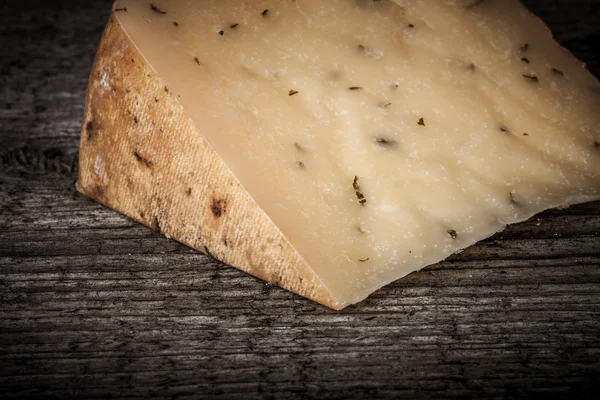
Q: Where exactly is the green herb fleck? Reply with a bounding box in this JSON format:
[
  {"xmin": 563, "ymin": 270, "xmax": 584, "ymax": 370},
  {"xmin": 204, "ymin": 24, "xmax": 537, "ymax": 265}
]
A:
[
  {"xmin": 349, "ymin": 86, "xmax": 363, "ymax": 91},
  {"xmin": 358, "ymin": 258, "xmax": 370, "ymax": 262},
  {"xmin": 289, "ymin": 89, "xmax": 299, "ymax": 96}
]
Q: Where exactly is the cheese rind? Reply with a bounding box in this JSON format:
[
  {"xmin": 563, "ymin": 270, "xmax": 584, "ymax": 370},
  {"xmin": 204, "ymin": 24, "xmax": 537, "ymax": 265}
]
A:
[
  {"xmin": 78, "ymin": 14, "xmax": 337, "ymax": 308},
  {"xmin": 80, "ymin": 0, "xmax": 600, "ymax": 309}
]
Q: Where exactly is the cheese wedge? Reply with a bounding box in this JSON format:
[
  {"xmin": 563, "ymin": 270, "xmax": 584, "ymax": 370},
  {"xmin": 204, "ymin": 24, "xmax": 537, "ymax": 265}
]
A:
[{"xmin": 78, "ymin": 0, "xmax": 600, "ymax": 309}]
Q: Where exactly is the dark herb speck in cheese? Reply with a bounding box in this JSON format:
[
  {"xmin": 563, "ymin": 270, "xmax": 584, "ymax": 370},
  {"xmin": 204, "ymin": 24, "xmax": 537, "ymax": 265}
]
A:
[
  {"xmin": 194, "ymin": 57, "xmax": 201, "ymax": 66},
  {"xmin": 551, "ymin": 68, "xmax": 565, "ymax": 76},
  {"xmin": 520, "ymin": 43, "xmax": 529, "ymax": 52},
  {"xmin": 356, "ymin": 192, "xmax": 367, "ymax": 205},
  {"xmin": 230, "ymin": 23, "xmax": 239, "ymax": 28},
  {"xmin": 150, "ymin": 4, "xmax": 167, "ymax": 14},
  {"xmin": 173, "ymin": 21, "xmax": 179, "ymax": 27},
  {"xmin": 594, "ymin": 141, "xmax": 600, "ymax": 149},
  {"xmin": 114, "ymin": 7, "xmax": 127, "ymax": 12},
  {"xmin": 418, "ymin": 118, "xmax": 425, "ymax": 126},
  {"xmin": 447, "ymin": 230, "xmax": 458, "ymax": 239},
  {"xmin": 523, "ymin": 74, "xmax": 539, "ymax": 83},
  {"xmin": 261, "ymin": 9, "xmax": 269, "ymax": 16},
  {"xmin": 289, "ymin": 89, "xmax": 299, "ymax": 96},
  {"xmin": 353, "ymin": 176, "xmax": 361, "ymax": 191},
  {"xmin": 375, "ymin": 137, "xmax": 398, "ymax": 149},
  {"xmin": 521, "ymin": 57, "xmax": 530, "ymax": 64},
  {"xmin": 358, "ymin": 258, "xmax": 370, "ymax": 262},
  {"xmin": 353, "ymin": 176, "xmax": 367, "ymax": 206},
  {"xmin": 218, "ymin": 30, "xmax": 225, "ymax": 35},
  {"xmin": 349, "ymin": 86, "xmax": 363, "ymax": 91}
]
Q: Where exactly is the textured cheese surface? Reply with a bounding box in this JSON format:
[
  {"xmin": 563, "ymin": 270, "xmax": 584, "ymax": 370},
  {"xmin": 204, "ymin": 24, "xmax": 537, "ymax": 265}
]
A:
[{"xmin": 113, "ymin": 0, "xmax": 600, "ymax": 307}]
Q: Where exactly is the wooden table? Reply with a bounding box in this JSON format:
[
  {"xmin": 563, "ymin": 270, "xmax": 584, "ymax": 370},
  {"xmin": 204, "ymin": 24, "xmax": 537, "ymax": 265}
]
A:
[{"xmin": 1, "ymin": 1, "xmax": 599, "ymax": 398}]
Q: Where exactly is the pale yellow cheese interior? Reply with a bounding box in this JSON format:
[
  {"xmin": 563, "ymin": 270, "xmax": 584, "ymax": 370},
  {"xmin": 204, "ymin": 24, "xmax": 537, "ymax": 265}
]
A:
[{"xmin": 113, "ymin": 0, "xmax": 600, "ymax": 308}]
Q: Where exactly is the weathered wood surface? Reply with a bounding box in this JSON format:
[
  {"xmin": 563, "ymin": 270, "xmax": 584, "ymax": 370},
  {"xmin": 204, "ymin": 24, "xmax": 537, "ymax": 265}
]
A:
[{"xmin": 1, "ymin": 1, "xmax": 600, "ymax": 398}]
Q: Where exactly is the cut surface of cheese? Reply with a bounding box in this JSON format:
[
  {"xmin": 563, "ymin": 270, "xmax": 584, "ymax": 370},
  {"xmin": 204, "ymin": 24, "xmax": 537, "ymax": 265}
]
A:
[{"xmin": 79, "ymin": 0, "xmax": 600, "ymax": 309}]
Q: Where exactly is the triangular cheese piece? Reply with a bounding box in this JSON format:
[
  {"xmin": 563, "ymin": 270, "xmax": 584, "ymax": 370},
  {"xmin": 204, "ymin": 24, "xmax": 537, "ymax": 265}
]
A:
[{"xmin": 79, "ymin": 0, "xmax": 600, "ymax": 309}]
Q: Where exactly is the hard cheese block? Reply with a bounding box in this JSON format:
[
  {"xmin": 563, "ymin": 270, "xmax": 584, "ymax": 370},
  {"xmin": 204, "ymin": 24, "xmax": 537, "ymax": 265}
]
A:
[{"xmin": 78, "ymin": 0, "xmax": 600, "ymax": 309}]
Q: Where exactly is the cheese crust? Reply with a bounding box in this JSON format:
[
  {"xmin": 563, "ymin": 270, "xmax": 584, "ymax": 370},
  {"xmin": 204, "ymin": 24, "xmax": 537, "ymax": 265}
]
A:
[{"xmin": 78, "ymin": 14, "xmax": 340, "ymax": 309}]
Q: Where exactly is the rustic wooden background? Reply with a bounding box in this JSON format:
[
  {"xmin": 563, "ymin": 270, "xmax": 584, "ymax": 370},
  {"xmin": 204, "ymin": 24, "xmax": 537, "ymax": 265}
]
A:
[{"xmin": 1, "ymin": 1, "xmax": 600, "ymax": 398}]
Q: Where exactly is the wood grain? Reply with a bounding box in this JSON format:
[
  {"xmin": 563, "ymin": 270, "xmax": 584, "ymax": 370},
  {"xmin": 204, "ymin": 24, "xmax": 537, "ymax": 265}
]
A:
[{"xmin": 1, "ymin": 0, "xmax": 600, "ymax": 398}]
